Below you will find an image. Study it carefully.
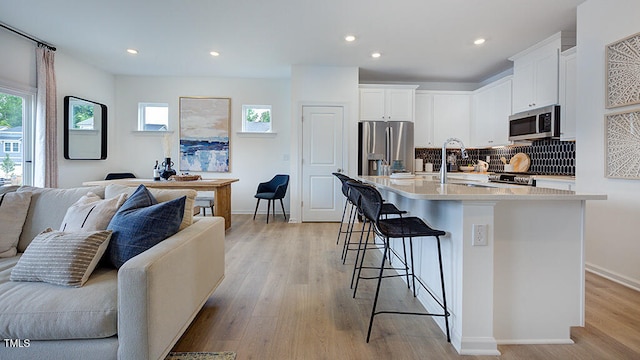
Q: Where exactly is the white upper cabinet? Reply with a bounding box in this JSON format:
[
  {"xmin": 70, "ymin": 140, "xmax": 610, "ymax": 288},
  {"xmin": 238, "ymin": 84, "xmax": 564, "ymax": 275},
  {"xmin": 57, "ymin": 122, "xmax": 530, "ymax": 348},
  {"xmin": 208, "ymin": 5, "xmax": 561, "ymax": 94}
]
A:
[
  {"xmin": 559, "ymin": 47, "xmax": 577, "ymax": 141},
  {"xmin": 415, "ymin": 91, "xmax": 473, "ymax": 148},
  {"xmin": 414, "ymin": 92, "xmax": 435, "ymax": 147},
  {"xmin": 432, "ymin": 92, "xmax": 472, "ymax": 148},
  {"xmin": 510, "ymin": 32, "xmax": 575, "ymax": 114},
  {"xmin": 359, "ymin": 85, "xmax": 417, "ymax": 121},
  {"xmin": 472, "ymin": 77, "xmax": 512, "ymax": 148}
]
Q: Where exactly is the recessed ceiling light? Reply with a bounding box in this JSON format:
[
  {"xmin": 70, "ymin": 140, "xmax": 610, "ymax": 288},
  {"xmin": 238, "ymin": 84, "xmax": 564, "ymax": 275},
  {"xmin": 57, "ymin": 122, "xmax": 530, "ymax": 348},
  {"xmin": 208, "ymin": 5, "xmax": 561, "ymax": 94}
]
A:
[
  {"xmin": 345, "ymin": 35, "xmax": 356, "ymax": 42},
  {"xmin": 210, "ymin": 51, "xmax": 220, "ymax": 57},
  {"xmin": 126, "ymin": 49, "xmax": 138, "ymax": 55},
  {"xmin": 371, "ymin": 52, "xmax": 381, "ymax": 58},
  {"xmin": 474, "ymin": 38, "xmax": 486, "ymax": 45}
]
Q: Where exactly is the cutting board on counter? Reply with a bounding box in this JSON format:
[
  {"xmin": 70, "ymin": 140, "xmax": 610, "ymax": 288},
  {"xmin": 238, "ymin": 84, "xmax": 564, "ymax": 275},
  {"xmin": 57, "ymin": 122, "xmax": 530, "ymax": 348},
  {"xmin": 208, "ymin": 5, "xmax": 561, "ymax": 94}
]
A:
[{"xmin": 510, "ymin": 153, "xmax": 530, "ymax": 172}]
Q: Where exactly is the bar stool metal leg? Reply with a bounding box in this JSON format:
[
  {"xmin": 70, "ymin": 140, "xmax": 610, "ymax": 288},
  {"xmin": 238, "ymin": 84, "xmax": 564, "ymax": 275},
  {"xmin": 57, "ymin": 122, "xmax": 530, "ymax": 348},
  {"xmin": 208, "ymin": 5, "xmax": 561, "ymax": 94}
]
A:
[
  {"xmin": 336, "ymin": 199, "xmax": 350, "ymax": 245},
  {"xmin": 341, "ymin": 203, "xmax": 358, "ymax": 262},
  {"xmin": 351, "ymin": 219, "xmax": 373, "ymax": 290},
  {"xmin": 436, "ymin": 235, "xmax": 451, "ymax": 342},
  {"xmin": 366, "ymin": 238, "xmax": 389, "ymax": 343},
  {"xmin": 352, "ymin": 222, "xmax": 372, "ymax": 297}
]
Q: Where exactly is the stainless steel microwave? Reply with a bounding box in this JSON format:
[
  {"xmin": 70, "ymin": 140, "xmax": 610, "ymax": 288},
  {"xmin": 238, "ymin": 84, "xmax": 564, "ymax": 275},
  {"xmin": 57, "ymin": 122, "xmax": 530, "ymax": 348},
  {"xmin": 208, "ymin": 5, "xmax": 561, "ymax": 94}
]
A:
[{"xmin": 508, "ymin": 105, "xmax": 561, "ymax": 141}]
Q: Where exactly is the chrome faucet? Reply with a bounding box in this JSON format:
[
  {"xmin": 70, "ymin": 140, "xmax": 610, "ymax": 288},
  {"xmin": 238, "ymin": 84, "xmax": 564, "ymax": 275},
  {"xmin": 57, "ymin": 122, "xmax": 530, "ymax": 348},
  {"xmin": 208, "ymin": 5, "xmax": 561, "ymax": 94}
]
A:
[{"xmin": 440, "ymin": 138, "xmax": 469, "ymax": 184}]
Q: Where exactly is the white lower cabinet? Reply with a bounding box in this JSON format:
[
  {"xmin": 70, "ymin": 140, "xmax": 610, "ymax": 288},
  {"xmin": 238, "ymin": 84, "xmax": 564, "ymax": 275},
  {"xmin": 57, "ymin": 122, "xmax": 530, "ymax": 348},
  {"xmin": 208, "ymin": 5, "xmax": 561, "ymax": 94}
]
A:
[{"xmin": 535, "ymin": 178, "xmax": 575, "ymax": 191}]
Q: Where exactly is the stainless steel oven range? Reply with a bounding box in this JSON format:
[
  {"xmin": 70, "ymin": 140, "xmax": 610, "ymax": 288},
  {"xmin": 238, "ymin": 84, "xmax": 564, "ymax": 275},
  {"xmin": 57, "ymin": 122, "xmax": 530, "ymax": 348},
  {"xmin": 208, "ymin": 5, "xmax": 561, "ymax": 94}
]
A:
[{"xmin": 488, "ymin": 173, "xmax": 536, "ymax": 186}]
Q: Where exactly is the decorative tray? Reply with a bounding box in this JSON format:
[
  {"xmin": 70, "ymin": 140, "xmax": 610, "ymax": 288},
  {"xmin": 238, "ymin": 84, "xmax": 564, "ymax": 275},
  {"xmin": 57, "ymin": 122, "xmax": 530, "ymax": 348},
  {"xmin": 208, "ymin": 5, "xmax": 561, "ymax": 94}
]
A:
[{"xmin": 170, "ymin": 174, "xmax": 202, "ymax": 181}]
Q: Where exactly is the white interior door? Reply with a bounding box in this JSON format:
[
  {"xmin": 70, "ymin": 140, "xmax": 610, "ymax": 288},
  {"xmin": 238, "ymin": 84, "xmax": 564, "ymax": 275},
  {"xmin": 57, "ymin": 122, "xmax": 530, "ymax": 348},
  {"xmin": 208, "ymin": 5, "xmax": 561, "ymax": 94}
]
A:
[{"xmin": 302, "ymin": 106, "xmax": 344, "ymax": 222}]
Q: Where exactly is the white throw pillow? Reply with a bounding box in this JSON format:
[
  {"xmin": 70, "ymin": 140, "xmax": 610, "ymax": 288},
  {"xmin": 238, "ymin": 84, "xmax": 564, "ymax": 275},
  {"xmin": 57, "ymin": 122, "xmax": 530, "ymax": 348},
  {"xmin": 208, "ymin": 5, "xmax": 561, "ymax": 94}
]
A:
[
  {"xmin": 10, "ymin": 228, "xmax": 113, "ymax": 287},
  {"xmin": 59, "ymin": 192, "xmax": 127, "ymax": 232},
  {"xmin": 0, "ymin": 191, "xmax": 32, "ymax": 258}
]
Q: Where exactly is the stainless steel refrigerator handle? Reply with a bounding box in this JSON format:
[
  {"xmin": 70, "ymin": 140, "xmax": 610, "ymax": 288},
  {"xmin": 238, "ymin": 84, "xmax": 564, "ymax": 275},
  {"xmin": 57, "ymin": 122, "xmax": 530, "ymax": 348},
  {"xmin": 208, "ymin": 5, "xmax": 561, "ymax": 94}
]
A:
[{"xmin": 386, "ymin": 126, "xmax": 392, "ymax": 164}]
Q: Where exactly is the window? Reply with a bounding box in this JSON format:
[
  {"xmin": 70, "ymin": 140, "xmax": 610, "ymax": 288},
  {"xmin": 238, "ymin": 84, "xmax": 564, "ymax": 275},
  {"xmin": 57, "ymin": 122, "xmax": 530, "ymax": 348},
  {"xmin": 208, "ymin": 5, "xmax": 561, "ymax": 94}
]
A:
[
  {"xmin": 0, "ymin": 86, "xmax": 34, "ymax": 185},
  {"xmin": 242, "ymin": 105, "xmax": 272, "ymax": 133},
  {"xmin": 138, "ymin": 103, "xmax": 169, "ymax": 131},
  {"xmin": 4, "ymin": 141, "xmax": 20, "ymax": 153}
]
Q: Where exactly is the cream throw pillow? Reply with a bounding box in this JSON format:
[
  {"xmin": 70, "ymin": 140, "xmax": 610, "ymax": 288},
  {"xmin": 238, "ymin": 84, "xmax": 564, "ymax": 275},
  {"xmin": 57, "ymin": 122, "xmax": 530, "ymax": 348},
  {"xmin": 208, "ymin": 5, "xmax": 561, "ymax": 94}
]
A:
[
  {"xmin": 104, "ymin": 184, "xmax": 196, "ymax": 230},
  {"xmin": 0, "ymin": 191, "xmax": 32, "ymax": 258},
  {"xmin": 59, "ymin": 192, "xmax": 127, "ymax": 232},
  {"xmin": 10, "ymin": 228, "xmax": 113, "ymax": 287}
]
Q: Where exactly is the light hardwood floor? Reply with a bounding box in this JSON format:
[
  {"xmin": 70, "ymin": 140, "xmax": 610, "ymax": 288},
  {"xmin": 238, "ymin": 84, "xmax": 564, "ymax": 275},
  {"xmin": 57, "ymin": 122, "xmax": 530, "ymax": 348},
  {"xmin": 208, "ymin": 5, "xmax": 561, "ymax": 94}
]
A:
[{"xmin": 172, "ymin": 214, "xmax": 640, "ymax": 359}]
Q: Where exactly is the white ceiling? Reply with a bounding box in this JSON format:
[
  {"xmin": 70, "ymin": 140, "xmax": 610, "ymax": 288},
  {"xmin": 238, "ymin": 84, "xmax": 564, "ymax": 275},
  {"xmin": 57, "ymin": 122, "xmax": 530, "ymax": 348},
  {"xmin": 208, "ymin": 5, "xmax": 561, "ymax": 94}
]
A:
[{"xmin": 0, "ymin": 0, "xmax": 584, "ymax": 83}]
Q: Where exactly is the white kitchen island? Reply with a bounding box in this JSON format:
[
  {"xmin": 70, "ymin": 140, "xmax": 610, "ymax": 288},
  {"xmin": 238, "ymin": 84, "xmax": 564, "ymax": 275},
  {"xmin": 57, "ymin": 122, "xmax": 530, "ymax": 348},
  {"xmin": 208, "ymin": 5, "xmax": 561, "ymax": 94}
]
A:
[{"xmin": 358, "ymin": 175, "xmax": 606, "ymax": 355}]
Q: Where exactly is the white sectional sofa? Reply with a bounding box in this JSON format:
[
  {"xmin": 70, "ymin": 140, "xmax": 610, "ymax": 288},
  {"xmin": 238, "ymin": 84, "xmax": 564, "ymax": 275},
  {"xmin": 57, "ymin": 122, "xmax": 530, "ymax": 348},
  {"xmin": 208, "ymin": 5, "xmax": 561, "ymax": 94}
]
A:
[{"xmin": 0, "ymin": 185, "xmax": 225, "ymax": 360}]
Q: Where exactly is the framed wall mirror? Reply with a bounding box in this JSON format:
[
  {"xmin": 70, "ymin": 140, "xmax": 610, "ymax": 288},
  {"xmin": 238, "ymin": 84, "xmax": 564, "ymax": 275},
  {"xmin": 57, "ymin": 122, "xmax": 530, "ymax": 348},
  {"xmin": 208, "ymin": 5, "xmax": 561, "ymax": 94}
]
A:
[{"xmin": 64, "ymin": 96, "xmax": 107, "ymax": 160}]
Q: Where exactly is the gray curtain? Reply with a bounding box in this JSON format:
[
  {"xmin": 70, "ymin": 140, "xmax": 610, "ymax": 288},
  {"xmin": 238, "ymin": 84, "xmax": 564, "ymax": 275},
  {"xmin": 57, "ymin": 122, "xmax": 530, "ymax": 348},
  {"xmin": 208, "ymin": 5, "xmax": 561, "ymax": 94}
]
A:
[{"xmin": 35, "ymin": 45, "xmax": 58, "ymax": 188}]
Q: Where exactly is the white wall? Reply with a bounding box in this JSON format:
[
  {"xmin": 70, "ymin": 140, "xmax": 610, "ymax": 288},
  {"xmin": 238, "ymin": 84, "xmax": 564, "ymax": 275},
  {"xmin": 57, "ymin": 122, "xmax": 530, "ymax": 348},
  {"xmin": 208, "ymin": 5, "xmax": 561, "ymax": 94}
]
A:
[
  {"xmin": 0, "ymin": 31, "xmax": 117, "ymax": 188},
  {"xmin": 114, "ymin": 76, "xmax": 291, "ymax": 214},
  {"xmin": 577, "ymin": 0, "xmax": 640, "ymax": 290},
  {"xmin": 1, "ymin": 29, "xmax": 294, "ymax": 214},
  {"xmin": 289, "ymin": 65, "xmax": 359, "ymax": 223},
  {"xmin": 56, "ymin": 52, "xmax": 117, "ymax": 188},
  {"xmin": 0, "ymin": 31, "xmax": 36, "ymax": 88}
]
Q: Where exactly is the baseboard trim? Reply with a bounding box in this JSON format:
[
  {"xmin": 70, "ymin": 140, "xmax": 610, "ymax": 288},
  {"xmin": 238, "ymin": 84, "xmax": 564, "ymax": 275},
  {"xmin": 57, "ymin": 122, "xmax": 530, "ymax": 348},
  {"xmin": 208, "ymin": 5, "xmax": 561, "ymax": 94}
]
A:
[
  {"xmin": 585, "ymin": 263, "xmax": 640, "ymax": 292},
  {"xmin": 497, "ymin": 338, "xmax": 574, "ymax": 345}
]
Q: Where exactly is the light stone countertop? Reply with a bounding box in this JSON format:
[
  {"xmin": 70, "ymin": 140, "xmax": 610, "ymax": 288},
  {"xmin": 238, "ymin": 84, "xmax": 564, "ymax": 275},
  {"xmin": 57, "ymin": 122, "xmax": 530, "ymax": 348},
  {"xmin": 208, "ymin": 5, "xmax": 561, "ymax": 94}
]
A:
[
  {"xmin": 416, "ymin": 171, "xmax": 576, "ymax": 182},
  {"xmin": 358, "ymin": 175, "xmax": 606, "ymax": 201},
  {"xmin": 531, "ymin": 175, "xmax": 576, "ymax": 182}
]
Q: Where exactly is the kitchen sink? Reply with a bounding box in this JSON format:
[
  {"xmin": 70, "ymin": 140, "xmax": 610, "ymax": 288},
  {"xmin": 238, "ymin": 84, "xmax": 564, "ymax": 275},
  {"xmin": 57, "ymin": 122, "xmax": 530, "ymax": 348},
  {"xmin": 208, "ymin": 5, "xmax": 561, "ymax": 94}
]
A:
[{"xmin": 449, "ymin": 182, "xmax": 496, "ymax": 188}]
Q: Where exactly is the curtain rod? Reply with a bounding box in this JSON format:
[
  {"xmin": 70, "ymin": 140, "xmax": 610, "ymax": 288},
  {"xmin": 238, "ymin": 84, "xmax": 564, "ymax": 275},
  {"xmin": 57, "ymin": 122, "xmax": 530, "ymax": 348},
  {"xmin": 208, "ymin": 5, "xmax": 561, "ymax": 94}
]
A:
[{"xmin": 0, "ymin": 21, "xmax": 56, "ymax": 51}]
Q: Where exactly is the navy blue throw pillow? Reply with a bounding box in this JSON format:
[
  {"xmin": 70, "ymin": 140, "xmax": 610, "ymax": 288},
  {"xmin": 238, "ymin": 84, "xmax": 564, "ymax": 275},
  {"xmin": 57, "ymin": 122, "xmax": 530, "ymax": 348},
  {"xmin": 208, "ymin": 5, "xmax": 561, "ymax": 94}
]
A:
[{"xmin": 106, "ymin": 185, "xmax": 186, "ymax": 268}]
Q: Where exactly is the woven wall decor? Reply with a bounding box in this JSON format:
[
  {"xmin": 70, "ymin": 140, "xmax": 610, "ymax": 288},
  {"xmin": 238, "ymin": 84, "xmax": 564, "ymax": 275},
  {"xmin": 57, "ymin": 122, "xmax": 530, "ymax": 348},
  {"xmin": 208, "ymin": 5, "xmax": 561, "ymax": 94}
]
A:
[
  {"xmin": 606, "ymin": 32, "xmax": 640, "ymax": 108},
  {"xmin": 605, "ymin": 110, "xmax": 640, "ymax": 178}
]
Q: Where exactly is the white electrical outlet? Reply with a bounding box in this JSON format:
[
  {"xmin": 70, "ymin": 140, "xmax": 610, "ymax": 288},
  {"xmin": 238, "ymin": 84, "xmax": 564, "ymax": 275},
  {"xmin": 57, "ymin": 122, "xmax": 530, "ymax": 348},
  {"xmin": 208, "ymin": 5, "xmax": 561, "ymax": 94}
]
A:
[
  {"xmin": 472, "ymin": 224, "xmax": 488, "ymax": 246},
  {"xmin": 486, "ymin": 155, "xmax": 491, "ymax": 163}
]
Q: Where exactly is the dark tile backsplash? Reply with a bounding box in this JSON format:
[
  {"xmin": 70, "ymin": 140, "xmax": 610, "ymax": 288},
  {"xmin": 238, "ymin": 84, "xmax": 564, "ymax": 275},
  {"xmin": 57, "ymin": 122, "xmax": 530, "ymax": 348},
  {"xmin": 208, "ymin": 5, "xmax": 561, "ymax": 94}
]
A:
[{"xmin": 415, "ymin": 138, "xmax": 575, "ymax": 176}]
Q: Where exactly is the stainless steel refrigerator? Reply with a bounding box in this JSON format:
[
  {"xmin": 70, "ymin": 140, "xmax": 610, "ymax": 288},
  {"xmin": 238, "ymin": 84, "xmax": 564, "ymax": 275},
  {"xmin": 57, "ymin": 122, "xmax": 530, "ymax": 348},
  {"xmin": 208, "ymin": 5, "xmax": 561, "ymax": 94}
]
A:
[{"xmin": 358, "ymin": 121, "xmax": 414, "ymax": 175}]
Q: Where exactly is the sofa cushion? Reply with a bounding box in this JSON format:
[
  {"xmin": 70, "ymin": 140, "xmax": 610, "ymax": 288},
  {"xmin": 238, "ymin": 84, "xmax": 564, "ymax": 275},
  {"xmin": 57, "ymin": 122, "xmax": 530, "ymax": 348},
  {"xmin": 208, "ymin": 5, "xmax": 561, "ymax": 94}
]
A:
[
  {"xmin": 105, "ymin": 183, "xmax": 196, "ymax": 230},
  {"xmin": 59, "ymin": 192, "xmax": 127, "ymax": 232},
  {"xmin": 10, "ymin": 228, "xmax": 113, "ymax": 287},
  {"xmin": 0, "ymin": 256, "xmax": 118, "ymax": 340},
  {"xmin": 16, "ymin": 186, "xmax": 106, "ymax": 252},
  {"xmin": 107, "ymin": 185, "xmax": 185, "ymax": 268},
  {"xmin": 0, "ymin": 191, "xmax": 32, "ymax": 258}
]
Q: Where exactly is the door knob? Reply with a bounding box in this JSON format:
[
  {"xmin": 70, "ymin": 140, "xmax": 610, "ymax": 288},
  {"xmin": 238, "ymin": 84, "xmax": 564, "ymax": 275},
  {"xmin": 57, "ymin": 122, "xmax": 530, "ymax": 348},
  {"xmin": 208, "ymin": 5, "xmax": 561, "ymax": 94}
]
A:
[{"xmin": 337, "ymin": 168, "xmax": 343, "ymax": 173}]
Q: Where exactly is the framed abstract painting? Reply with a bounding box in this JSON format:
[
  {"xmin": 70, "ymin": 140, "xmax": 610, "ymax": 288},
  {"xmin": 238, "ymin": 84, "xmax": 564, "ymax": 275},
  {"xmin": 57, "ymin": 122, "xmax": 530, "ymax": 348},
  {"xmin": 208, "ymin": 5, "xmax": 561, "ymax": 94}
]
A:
[{"xmin": 179, "ymin": 97, "xmax": 231, "ymax": 172}]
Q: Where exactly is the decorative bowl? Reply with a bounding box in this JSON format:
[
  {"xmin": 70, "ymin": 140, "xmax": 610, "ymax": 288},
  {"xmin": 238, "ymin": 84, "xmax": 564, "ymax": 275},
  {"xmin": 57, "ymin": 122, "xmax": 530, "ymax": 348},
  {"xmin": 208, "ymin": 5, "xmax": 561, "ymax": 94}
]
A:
[{"xmin": 459, "ymin": 166, "xmax": 475, "ymax": 172}]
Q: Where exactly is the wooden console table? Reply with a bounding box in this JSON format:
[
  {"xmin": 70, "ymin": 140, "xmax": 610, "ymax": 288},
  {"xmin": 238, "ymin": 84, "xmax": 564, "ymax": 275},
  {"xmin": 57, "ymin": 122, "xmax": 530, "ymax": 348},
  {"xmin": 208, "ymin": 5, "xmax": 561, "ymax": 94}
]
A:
[{"xmin": 82, "ymin": 178, "xmax": 239, "ymax": 230}]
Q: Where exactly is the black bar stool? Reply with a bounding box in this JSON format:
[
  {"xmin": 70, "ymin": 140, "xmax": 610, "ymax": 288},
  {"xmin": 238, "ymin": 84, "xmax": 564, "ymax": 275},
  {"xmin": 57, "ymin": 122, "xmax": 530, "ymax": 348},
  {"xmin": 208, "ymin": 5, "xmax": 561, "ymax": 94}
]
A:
[
  {"xmin": 332, "ymin": 173, "xmax": 368, "ymax": 265},
  {"xmin": 332, "ymin": 173, "xmax": 359, "ymax": 250},
  {"xmin": 346, "ymin": 180, "xmax": 407, "ymax": 289},
  {"xmin": 347, "ymin": 181, "xmax": 451, "ymax": 343}
]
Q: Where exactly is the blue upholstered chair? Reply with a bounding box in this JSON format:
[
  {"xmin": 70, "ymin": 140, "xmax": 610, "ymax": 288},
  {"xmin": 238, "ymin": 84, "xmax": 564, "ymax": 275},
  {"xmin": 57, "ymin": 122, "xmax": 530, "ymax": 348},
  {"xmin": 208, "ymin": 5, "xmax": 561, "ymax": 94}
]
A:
[{"xmin": 253, "ymin": 174, "xmax": 289, "ymax": 223}]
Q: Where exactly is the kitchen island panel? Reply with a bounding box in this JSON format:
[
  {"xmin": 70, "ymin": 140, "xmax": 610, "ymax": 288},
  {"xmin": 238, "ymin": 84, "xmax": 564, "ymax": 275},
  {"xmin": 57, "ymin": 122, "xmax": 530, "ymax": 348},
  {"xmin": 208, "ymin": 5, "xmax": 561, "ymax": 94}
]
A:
[
  {"xmin": 375, "ymin": 186, "xmax": 589, "ymax": 355},
  {"xmin": 493, "ymin": 200, "xmax": 583, "ymax": 344}
]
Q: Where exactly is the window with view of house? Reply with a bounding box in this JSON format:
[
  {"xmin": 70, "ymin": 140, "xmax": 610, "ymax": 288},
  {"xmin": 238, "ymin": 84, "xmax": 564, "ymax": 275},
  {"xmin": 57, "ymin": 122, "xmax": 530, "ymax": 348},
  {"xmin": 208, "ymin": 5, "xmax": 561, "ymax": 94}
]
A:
[
  {"xmin": 242, "ymin": 105, "xmax": 272, "ymax": 133},
  {"xmin": 0, "ymin": 87, "xmax": 33, "ymax": 185},
  {"xmin": 4, "ymin": 141, "xmax": 20, "ymax": 153},
  {"xmin": 138, "ymin": 103, "xmax": 169, "ymax": 131}
]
